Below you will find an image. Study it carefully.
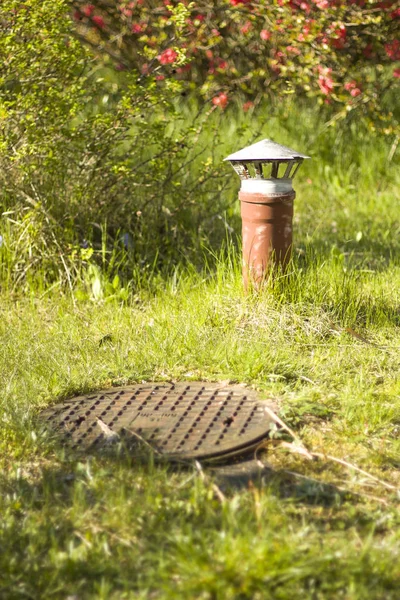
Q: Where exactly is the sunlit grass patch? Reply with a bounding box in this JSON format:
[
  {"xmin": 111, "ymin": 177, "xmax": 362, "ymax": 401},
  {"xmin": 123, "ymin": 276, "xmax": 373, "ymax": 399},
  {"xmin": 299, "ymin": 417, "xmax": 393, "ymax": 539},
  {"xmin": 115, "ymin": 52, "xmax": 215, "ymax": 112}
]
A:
[{"xmin": 1, "ymin": 102, "xmax": 400, "ymax": 598}]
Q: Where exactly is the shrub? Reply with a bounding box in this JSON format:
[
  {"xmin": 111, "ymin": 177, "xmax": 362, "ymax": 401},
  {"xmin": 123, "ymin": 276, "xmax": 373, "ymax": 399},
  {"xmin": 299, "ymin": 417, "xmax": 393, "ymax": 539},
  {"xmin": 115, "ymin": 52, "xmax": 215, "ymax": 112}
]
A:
[
  {"xmin": 71, "ymin": 0, "xmax": 400, "ymax": 133},
  {"xmin": 0, "ymin": 0, "xmax": 235, "ymax": 290}
]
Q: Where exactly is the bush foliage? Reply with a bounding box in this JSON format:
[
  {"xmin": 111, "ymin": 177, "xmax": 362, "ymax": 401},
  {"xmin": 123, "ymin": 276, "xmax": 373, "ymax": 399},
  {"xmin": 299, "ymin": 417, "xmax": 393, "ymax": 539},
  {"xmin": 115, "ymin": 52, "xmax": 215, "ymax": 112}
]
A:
[
  {"xmin": 71, "ymin": 0, "xmax": 400, "ymax": 132},
  {"xmin": 0, "ymin": 0, "xmax": 235, "ymax": 288},
  {"xmin": 0, "ymin": 0, "xmax": 399, "ymax": 290}
]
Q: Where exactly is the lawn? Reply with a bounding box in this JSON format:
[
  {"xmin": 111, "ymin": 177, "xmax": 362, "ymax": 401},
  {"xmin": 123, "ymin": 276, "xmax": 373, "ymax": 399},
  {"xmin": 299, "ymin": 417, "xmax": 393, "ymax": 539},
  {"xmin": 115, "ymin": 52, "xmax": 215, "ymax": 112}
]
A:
[{"xmin": 1, "ymin": 110, "xmax": 400, "ymax": 599}]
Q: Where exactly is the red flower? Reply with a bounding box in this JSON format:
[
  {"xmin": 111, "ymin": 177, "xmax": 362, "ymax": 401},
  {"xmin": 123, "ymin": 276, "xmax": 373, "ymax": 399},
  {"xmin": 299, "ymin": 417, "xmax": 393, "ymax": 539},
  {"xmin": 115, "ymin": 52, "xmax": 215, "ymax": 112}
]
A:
[
  {"xmin": 394, "ymin": 68, "xmax": 400, "ymax": 78},
  {"xmin": 132, "ymin": 23, "xmax": 146, "ymax": 33},
  {"xmin": 240, "ymin": 21, "xmax": 252, "ymax": 35},
  {"xmin": 212, "ymin": 93, "xmax": 228, "ymax": 109},
  {"xmin": 230, "ymin": 0, "xmax": 252, "ymax": 4},
  {"xmin": 243, "ymin": 101, "xmax": 254, "ymax": 112},
  {"xmin": 344, "ymin": 80, "xmax": 362, "ymax": 97},
  {"xmin": 344, "ymin": 80, "xmax": 357, "ymax": 91},
  {"xmin": 217, "ymin": 59, "xmax": 228, "ymax": 70},
  {"xmin": 273, "ymin": 49, "xmax": 285, "ymax": 61},
  {"xmin": 158, "ymin": 48, "xmax": 178, "ymax": 65},
  {"xmin": 331, "ymin": 25, "xmax": 346, "ymax": 50},
  {"xmin": 313, "ymin": 0, "xmax": 329, "ymax": 8},
  {"xmin": 83, "ymin": 4, "xmax": 95, "ymax": 17},
  {"xmin": 385, "ymin": 40, "xmax": 400, "ymax": 60},
  {"xmin": 318, "ymin": 75, "xmax": 334, "ymax": 95},
  {"xmin": 92, "ymin": 15, "xmax": 105, "ymax": 29},
  {"xmin": 119, "ymin": 2, "xmax": 136, "ymax": 17},
  {"xmin": 260, "ymin": 29, "xmax": 271, "ymax": 41}
]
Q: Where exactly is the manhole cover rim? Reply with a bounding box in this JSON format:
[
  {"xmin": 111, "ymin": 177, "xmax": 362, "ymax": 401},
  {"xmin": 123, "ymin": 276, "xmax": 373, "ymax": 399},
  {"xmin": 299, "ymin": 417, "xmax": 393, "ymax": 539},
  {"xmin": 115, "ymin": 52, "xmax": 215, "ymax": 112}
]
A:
[{"xmin": 40, "ymin": 382, "xmax": 275, "ymax": 460}]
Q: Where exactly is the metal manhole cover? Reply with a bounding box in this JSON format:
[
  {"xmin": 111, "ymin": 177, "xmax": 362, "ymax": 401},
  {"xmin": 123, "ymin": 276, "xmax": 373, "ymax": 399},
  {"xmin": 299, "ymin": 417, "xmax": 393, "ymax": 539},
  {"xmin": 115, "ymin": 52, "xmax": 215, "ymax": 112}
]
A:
[{"xmin": 40, "ymin": 382, "xmax": 275, "ymax": 460}]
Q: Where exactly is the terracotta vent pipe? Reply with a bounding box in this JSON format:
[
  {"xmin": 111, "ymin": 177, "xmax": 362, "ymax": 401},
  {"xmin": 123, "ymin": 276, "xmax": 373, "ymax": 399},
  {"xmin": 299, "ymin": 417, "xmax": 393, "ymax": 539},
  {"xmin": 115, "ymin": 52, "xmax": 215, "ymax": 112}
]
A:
[{"xmin": 224, "ymin": 139, "xmax": 310, "ymax": 289}]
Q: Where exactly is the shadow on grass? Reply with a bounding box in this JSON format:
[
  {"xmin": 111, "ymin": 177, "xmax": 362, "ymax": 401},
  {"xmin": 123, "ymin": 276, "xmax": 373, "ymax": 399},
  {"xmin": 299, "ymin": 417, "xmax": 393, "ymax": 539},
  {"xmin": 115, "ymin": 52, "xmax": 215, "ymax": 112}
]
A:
[
  {"xmin": 31, "ymin": 427, "xmax": 356, "ymax": 510},
  {"xmin": 208, "ymin": 457, "xmax": 356, "ymax": 507},
  {"xmin": 298, "ymin": 236, "xmax": 399, "ymax": 271}
]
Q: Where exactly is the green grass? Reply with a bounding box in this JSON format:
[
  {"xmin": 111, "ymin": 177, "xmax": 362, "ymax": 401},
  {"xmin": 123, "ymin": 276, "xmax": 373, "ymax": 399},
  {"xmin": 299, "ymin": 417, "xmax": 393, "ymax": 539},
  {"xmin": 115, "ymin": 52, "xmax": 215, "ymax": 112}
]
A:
[
  {"xmin": 2, "ymin": 253, "xmax": 400, "ymax": 599},
  {"xmin": 1, "ymin": 104, "xmax": 400, "ymax": 598},
  {"xmin": 2, "ymin": 97, "xmax": 400, "ymax": 293}
]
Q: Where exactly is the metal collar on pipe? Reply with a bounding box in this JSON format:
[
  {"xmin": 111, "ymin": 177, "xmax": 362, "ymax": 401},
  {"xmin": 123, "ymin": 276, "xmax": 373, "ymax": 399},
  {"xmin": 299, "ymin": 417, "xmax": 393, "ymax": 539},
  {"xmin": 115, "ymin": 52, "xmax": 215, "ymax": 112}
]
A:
[{"xmin": 240, "ymin": 178, "xmax": 293, "ymax": 195}]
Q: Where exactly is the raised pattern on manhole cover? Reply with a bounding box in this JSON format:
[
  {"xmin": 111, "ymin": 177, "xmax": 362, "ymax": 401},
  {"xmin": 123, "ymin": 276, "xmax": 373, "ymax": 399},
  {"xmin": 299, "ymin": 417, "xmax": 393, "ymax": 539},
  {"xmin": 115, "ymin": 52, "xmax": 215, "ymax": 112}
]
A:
[{"xmin": 40, "ymin": 382, "xmax": 275, "ymax": 460}]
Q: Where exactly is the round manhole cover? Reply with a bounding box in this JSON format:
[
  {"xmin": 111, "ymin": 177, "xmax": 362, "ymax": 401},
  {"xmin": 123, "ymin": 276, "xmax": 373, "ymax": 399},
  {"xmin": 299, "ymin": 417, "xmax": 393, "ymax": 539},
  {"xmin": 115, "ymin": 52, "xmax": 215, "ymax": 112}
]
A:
[{"xmin": 40, "ymin": 382, "xmax": 275, "ymax": 460}]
